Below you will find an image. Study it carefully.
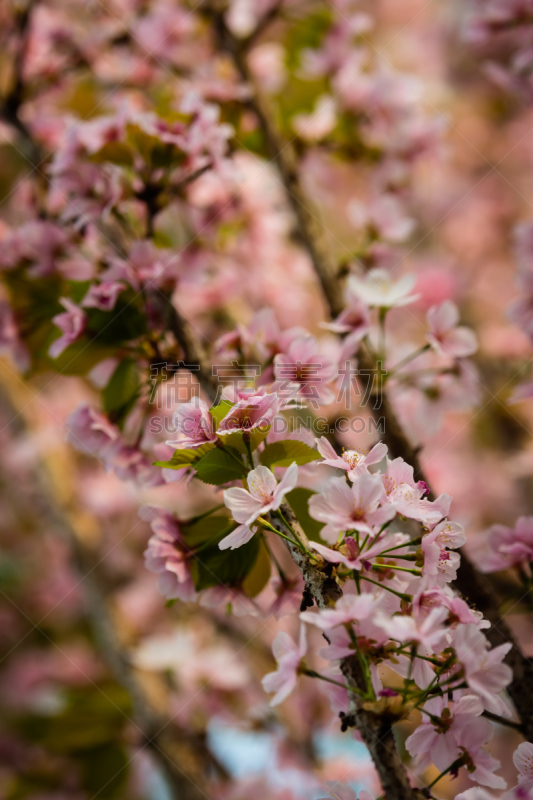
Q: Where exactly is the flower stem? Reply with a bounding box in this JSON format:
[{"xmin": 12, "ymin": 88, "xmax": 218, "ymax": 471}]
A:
[
  {"xmin": 388, "ymin": 344, "xmax": 431, "ymax": 378},
  {"xmin": 276, "ymin": 509, "xmax": 310, "ymax": 555},
  {"xmin": 359, "ymin": 575, "xmax": 411, "ymax": 602},
  {"xmin": 186, "ymin": 503, "xmax": 226, "ymax": 525},
  {"xmin": 259, "ymin": 518, "xmax": 303, "ymax": 551},
  {"xmin": 427, "ymin": 758, "xmax": 464, "ymax": 789},
  {"xmin": 372, "ymin": 564, "xmax": 422, "ymax": 576},
  {"xmin": 302, "ymin": 669, "xmax": 357, "ymax": 693},
  {"xmin": 379, "ymin": 537, "xmax": 422, "ymax": 554}
]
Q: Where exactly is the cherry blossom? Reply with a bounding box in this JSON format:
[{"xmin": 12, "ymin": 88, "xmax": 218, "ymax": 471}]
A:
[
  {"xmin": 309, "ymin": 532, "xmax": 410, "ymax": 572},
  {"xmin": 144, "ymin": 510, "xmax": 196, "ymax": 602},
  {"xmin": 217, "ymin": 392, "xmax": 279, "ymax": 435},
  {"xmin": 220, "ymin": 463, "xmax": 298, "ymax": 550},
  {"xmin": 348, "ymin": 269, "xmax": 419, "ymax": 309},
  {"xmin": 166, "ymin": 397, "xmax": 218, "ymax": 449},
  {"xmin": 406, "ymin": 694, "xmax": 507, "ymax": 789},
  {"xmin": 261, "ymin": 626, "xmax": 307, "ymax": 706},
  {"xmin": 421, "ymin": 520, "xmax": 466, "ymax": 585},
  {"xmin": 300, "ymin": 592, "xmax": 383, "ymax": 631},
  {"xmin": 381, "ymin": 456, "xmax": 450, "ymax": 525},
  {"xmin": 452, "ymin": 623, "xmax": 513, "ymax": 717},
  {"xmin": 81, "ymin": 281, "xmax": 125, "ymax": 311},
  {"xmin": 316, "ymin": 437, "xmax": 387, "ymax": 479},
  {"xmin": 319, "ymin": 782, "xmax": 374, "ymax": 800},
  {"xmin": 66, "ymin": 404, "xmax": 119, "ymax": 457},
  {"xmin": 375, "ymin": 605, "xmax": 449, "ymax": 654},
  {"xmin": 511, "ymin": 742, "xmax": 533, "ymax": 795},
  {"xmin": 48, "ymin": 298, "xmax": 87, "ymax": 359},
  {"xmin": 479, "ymin": 517, "xmax": 533, "ymax": 573},
  {"xmin": 274, "ymin": 333, "xmax": 338, "ymax": 405},
  {"xmin": 308, "ymin": 472, "xmax": 397, "ymax": 542},
  {"xmin": 426, "ymin": 301, "xmax": 478, "ymax": 358}
]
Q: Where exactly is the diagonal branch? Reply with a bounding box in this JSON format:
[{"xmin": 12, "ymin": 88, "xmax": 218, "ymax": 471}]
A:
[{"xmin": 202, "ymin": 2, "xmax": 533, "ymax": 743}]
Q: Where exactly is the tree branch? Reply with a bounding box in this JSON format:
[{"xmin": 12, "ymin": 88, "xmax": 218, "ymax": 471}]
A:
[
  {"xmin": 268, "ymin": 507, "xmax": 425, "ymax": 800},
  {"xmin": 202, "ymin": 2, "xmax": 533, "ymax": 743}
]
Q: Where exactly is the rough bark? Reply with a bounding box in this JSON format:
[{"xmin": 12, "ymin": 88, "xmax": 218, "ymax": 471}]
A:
[{"xmin": 269, "ymin": 506, "xmax": 425, "ymax": 800}]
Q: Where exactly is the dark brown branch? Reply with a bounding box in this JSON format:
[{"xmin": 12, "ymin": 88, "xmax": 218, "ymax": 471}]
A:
[
  {"xmin": 268, "ymin": 506, "xmax": 425, "ymax": 800},
  {"xmin": 482, "ymin": 709, "xmax": 524, "ymax": 733},
  {"xmin": 203, "ymin": 2, "xmax": 533, "ymax": 743},
  {"xmin": 0, "ymin": 0, "xmax": 43, "ymax": 165}
]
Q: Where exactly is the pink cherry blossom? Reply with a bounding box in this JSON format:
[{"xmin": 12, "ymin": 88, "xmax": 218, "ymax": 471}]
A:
[
  {"xmin": 316, "ymin": 437, "xmax": 387, "ymax": 479},
  {"xmin": 274, "ymin": 333, "xmax": 338, "ymax": 405},
  {"xmin": 413, "ymin": 587, "xmax": 489, "ymax": 629},
  {"xmin": 261, "ymin": 626, "xmax": 307, "ymax": 706},
  {"xmin": 49, "ymin": 298, "xmax": 87, "ymax": 358},
  {"xmin": 309, "ymin": 532, "xmax": 409, "ymax": 572},
  {"xmin": 308, "ymin": 473, "xmax": 397, "ymax": 542},
  {"xmin": 375, "ymin": 605, "xmax": 449, "ymax": 653},
  {"xmin": 292, "ymin": 95, "xmax": 337, "ymax": 142},
  {"xmin": 456, "ymin": 789, "xmax": 495, "ymax": 800},
  {"xmin": 406, "ymin": 694, "xmax": 507, "ymax": 789},
  {"xmin": 512, "ymin": 742, "xmax": 533, "ymax": 794},
  {"xmin": 166, "ymin": 397, "xmax": 218, "ymax": 449},
  {"xmin": 421, "ymin": 520, "xmax": 466, "ymax": 585},
  {"xmin": 320, "ymin": 291, "xmax": 371, "ymax": 339},
  {"xmin": 220, "ymin": 463, "xmax": 298, "ymax": 550},
  {"xmin": 66, "ymin": 404, "xmax": 119, "ymax": 457},
  {"xmin": 479, "ymin": 517, "xmax": 533, "ymax": 573},
  {"xmin": 348, "ymin": 269, "xmax": 419, "ymax": 308},
  {"xmin": 300, "ymin": 592, "xmax": 383, "ymax": 630},
  {"xmin": 217, "ymin": 392, "xmax": 279, "ymax": 435},
  {"xmin": 106, "ymin": 443, "xmax": 163, "ymax": 488},
  {"xmin": 143, "ymin": 510, "xmax": 196, "ymax": 602},
  {"xmin": 452, "ymin": 623, "xmax": 513, "ymax": 717},
  {"xmin": 82, "ymin": 281, "xmax": 124, "ymax": 311},
  {"xmin": 348, "ymin": 194, "xmax": 416, "ymax": 243},
  {"xmin": 426, "ymin": 300, "xmax": 478, "ymax": 358},
  {"xmin": 381, "ymin": 457, "xmax": 450, "ymax": 526},
  {"xmin": 318, "ymin": 626, "xmax": 354, "ymax": 661},
  {"xmin": 319, "ymin": 782, "xmax": 374, "ymax": 800}
]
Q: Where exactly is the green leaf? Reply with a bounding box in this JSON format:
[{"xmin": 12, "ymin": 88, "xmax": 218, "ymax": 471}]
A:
[
  {"xmin": 209, "ymin": 399, "xmax": 234, "ymax": 426},
  {"xmin": 103, "ymin": 357, "xmax": 140, "ymax": 425},
  {"xmin": 260, "ymin": 440, "xmax": 321, "ymax": 469},
  {"xmin": 285, "ymin": 488, "xmax": 325, "ymax": 542},
  {"xmin": 242, "ymin": 538, "xmax": 272, "ymax": 598},
  {"xmin": 89, "ymin": 141, "xmax": 134, "ymax": 166},
  {"xmin": 181, "ymin": 515, "xmax": 233, "ymax": 548},
  {"xmin": 81, "ymin": 743, "xmax": 129, "ymax": 799},
  {"xmin": 86, "ymin": 294, "xmax": 147, "ymax": 344},
  {"xmin": 192, "ymin": 532, "xmax": 260, "ymax": 591},
  {"xmin": 66, "ymin": 280, "xmax": 91, "ymax": 304},
  {"xmin": 218, "ymin": 426, "xmax": 270, "ymax": 454},
  {"xmin": 194, "ymin": 446, "xmax": 246, "ymax": 485},
  {"xmin": 153, "ymin": 442, "xmax": 215, "ymax": 470}
]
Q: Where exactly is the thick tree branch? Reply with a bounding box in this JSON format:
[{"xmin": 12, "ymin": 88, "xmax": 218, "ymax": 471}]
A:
[
  {"xmin": 202, "ymin": 2, "xmax": 533, "ymax": 743},
  {"xmin": 268, "ymin": 507, "xmax": 425, "ymax": 800}
]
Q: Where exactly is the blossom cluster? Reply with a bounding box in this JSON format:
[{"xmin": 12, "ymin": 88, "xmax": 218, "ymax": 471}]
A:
[{"xmin": 1, "ymin": 0, "xmax": 532, "ymax": 798}]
